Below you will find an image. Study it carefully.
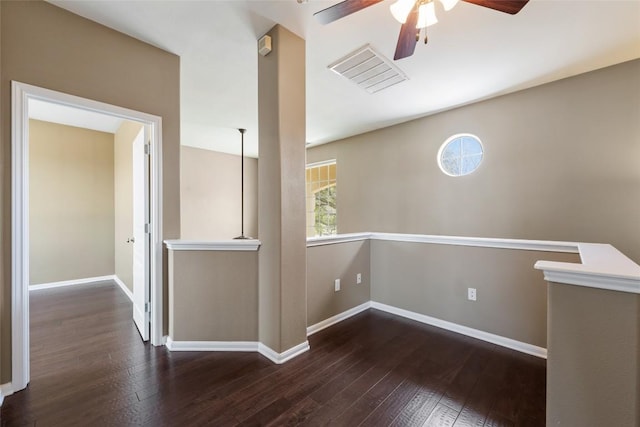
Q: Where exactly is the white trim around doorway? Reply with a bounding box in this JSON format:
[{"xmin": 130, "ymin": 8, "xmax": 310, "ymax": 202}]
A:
[{"xmin": 10, "ymin": 81, "xmax": 164, "ymax": 394}]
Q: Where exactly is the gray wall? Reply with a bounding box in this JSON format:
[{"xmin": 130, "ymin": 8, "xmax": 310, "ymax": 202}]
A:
[
  {"xmin": 371, "ymin": 240, "xmax": 579, "ymax": 348},
  {"xmin": 547, "ymin": 283, "xmax": 639, "ymax": 426},
  {"xmin": 1, "ymin": 1, "xmax": 180, "ymax": 383},
  {"xmin": 307, "ymin": 59, "xmax": 640, "ymax": 264},
  {"xmin": 29, "ymin": 120, "xmax": 115, "ymax": 285},
  {"xmin": 180, "ymin": 146, "xmax": 258, "ymax": 240},
  {"xmin": 168, "ymin": 250, "xmax": 258, "ymax": 342},
  {"xmin": 307, "ymin": 240, "xmax": 371, "ymax": 327}
]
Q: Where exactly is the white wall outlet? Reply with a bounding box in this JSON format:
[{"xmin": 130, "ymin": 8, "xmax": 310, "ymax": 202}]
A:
[
  {"xmin": 334, "ymin": 279, "xmax": 341, "ymax": 292},
  {"xmin": 356, "ymin": 273, "xmax": 362, "ymax": 284},
  {"xmin": 468, "ymin": 288, "xmax": 477, "ymax": 301}
]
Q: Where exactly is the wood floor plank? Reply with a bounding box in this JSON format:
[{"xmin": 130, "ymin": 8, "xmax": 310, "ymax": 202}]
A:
[
  {"xmin": 452, "ymin": 354, "xmax": 508, "ymax": 427},
  {"xmin": 484, "ymin": 412, "xmax": 516, "ymax": 427},
  {"xmin": 355, "ymin": 345, "xmax": 447, "ymax": 426},
  {"xmin": 305, "ymin": 365, "xmax": 389, "ymax": 426},
  {"xmin": 389, "ymin": 384, "xmax": 445, "ymax": 427},
  {"xmin": 329, "ymin": 369, "xmax": 406, "ymax": 426},
  {"xmin": 264, "ymin": 396, "xmax": 322, "ymax": 426},
  {"xmin": 439, "ymin": 346, "xmax": 492, "ymax": 412},
  {"xmin": 424, "ymin": 402, "xmax": 460, "ymax": 427},
  {"xmin": 1, "ymin": 282, "xmax": 546, "ymax": 427}
]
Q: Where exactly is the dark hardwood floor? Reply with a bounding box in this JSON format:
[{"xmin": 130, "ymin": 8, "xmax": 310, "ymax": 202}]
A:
[{"xmin": 1, "ymin": 282, "xmax": 545, "ymax": 426}]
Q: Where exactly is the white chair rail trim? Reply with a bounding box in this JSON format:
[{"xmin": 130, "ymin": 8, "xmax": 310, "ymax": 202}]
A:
[
  {"xmin": 371, "ymin": 233, "xmax": 580, "ymax": 253},
  {"xmin": 307, "ymin": 232, "xmax": 580, "ymax": 253},
  {"xmin": 164, "ymin": 240, "xmax": 261, "ymax": 251},
  {"xmin": 307, "ymin": 233, "xmax": 372, "ymax": 247}
]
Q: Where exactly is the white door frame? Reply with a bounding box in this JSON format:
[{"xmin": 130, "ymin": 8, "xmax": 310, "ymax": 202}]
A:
[{"xmin": 10, "ymin": 81, "xmax": 164, "ymax": 393}]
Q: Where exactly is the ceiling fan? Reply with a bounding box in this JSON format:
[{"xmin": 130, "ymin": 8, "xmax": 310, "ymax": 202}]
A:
[{"xmin": 313, "ymin": 0, "xmax": 530, "ymax": 60}]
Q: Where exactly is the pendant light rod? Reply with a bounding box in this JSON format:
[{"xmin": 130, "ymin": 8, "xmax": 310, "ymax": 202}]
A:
[{"xmin": 234, "ymin": 128, "xmax": 251, "ymax": 240}]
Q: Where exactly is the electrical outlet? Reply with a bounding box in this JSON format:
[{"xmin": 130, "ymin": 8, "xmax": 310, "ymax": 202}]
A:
[
  {"xmin": 468, "ymin": 288, "xmax": 477, "ymax": 301},
  {"xmin": 334, "ymin": 279, "xmax": 341, "ymax": 292},
  {"xmin": 356, "ymin": 273, "xmax": 362, "ymax": 284}
]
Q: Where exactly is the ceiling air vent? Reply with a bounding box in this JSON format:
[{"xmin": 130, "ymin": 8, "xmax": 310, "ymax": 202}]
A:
[{"xmin": 328, "ymin": 45, "xmax": 408, "ymax": 94}]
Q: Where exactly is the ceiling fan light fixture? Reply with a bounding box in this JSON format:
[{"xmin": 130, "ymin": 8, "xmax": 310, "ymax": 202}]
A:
[
  {"xmin": 439, "ymin": 0, "xmax": 459, "ymax": 11},
  {"xmin": 390, "ymin": 0, "xmax": 416, "ymax": 24},
  {"xmin": 417, "ymin": 2, "xmax": 438, "ymax": 28}
]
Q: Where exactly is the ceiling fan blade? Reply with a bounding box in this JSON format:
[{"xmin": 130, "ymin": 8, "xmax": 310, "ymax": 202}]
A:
[
  {"xmin": 462, "ymin": 0, "xmax": 529, "ymax": 14},
  {"xmin": 393, "ymin": 5, "xmax": 419, "ymax": 60},
  {"xmin": 314, "ymin": 0, "xmax": 385, "ymax": 25}
]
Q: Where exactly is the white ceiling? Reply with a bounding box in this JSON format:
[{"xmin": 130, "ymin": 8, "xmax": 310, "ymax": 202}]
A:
[
  {"xmin": 49, "ymin": 0, "xmax": 640, "ymax": 158},
  {"xmin": 29, "ymin": 99, "xmax": 124, "ymax": 134}
]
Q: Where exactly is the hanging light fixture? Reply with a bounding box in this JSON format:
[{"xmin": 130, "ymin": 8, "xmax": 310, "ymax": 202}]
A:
[
  {"xmin": 390, "ymin": 0, "xmax": 417, "ymax": 23},
  {"xmin": 390, "ymin": 0, "xmax": 459, "ymax": 29},
  {"xmin": 233, "ymin": 128, "xmax": 252, "ymax": 240},
  {"xmin": 416, "ymin": 2, "xmax": 438, "ymax": 28}
]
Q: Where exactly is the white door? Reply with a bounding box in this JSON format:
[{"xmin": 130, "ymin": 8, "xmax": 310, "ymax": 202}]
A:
[{"xmin": 132, "ymin": 127, "xmax": 150, "ymax": 340}]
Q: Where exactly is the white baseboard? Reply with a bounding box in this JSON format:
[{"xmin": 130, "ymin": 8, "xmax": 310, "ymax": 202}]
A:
[
  {"xmin": 0, "ymin": 382, "xmax": 14, "ymax": 407},
  {"xmin": 370, "ymin": 301, "xmax": 547, "ymax": 359},
  {"xmin": 307, "ymin": 301, "xmax": 371, "ymax": 336},
  {"xmin": 30, "ymin": 274, "xmax": 134, "ymax": 302},
  {"xmin": 258, "ymin": 341, "xmax": 310, "ymax": 364},
  {"xmin": 112, "ymin": 275, "xmax": 133, "ymax": 302},
  {"xmin": 166, "ymin": 338, "xmax": 259, "ymax": 352},
  {"xmin": 165, "ymin": 338, "xmax": 310, "ymax": 364},
  {"xmin": 29, "ymin": 275, "xmax": 116, "ymax": 291}
]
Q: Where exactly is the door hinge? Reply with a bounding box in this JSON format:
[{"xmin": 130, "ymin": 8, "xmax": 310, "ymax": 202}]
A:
[
  {"xmin": 144, "ymin": 144, "xmax": 151, "ymax": 155},
  {"xmin": 144, "ymin": 302, "xmax": 151, "ymax": 313},
  {"xmin": 144, "ymin": 223, "xmax": 151, "ymax": 234}
]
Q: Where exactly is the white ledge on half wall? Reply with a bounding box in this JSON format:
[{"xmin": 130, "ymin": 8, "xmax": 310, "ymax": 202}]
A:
[
  {"xmin": 164, "ymin": 239, "xmax": 261, "ymax": 251},
  {"xmin": 535, "ymin": 243, "xmax": 640, "ymax": 294}
]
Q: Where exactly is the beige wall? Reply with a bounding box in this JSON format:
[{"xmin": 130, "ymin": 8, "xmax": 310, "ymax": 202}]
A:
[
  {"xmin": 307, "ymin": 59, "xmax": 640, "ymax": 264},
  {"xmin": 258, "ymin": 25, "xmax": 308, "ymax": 353},
  {"xmin": 1, "ymin": 1, "xmax": 180, "ymax": 383},
  {"xmin": 114, "ymin": 121, "xmax": 143, "ymax": 292},
  {"xmin": 307, "ymin": 240, "xmax": 370, "ymax": 326},
  {"xmin": 29, "ymin": 120, "xmax": 115, "ymax": 285},
  {"xmin": 181, "ymin": 146, "xmax": 258, "ymax": 240},
  {"xmin": 168, "ymin": 250, "xmax": 258, "ymax": 342},
  {"xmin": 547, "ymin": 283, "xmax": 639, "ymax": 426},
  {"xmin": 371, "ymin": 241, "xmax": 579, "ymax": 348}
]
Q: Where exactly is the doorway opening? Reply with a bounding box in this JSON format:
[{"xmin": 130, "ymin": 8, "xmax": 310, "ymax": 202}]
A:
[{"xmin": 11, "ymin": 81, "xmax": 164, "ymax": 393}]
